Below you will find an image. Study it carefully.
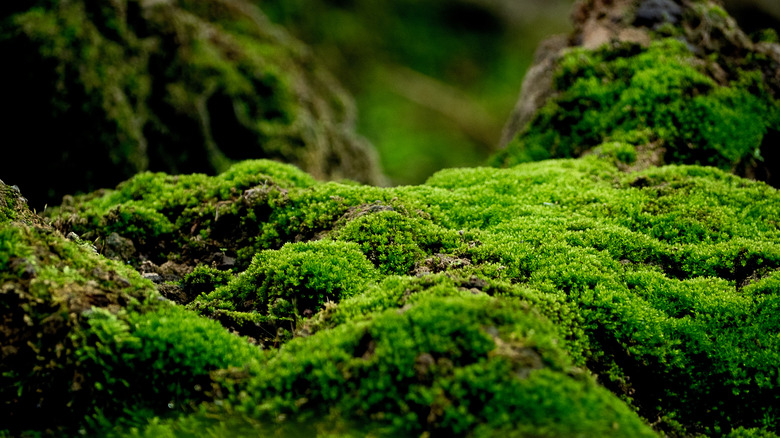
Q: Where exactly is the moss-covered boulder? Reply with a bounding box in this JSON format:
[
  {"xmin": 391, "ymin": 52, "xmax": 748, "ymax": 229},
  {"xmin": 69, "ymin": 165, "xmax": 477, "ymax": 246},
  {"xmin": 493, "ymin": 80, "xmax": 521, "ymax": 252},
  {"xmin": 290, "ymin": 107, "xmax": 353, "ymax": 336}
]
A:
[
  {"xmin": 0, "ymin": 0, "xmax": 383, "ymax": 208},
  {"xmin": 496, "ymin": 0, "xmax": 780, "ymax": 187},
  {"xmin": 11, "ymin": 154, "xmax": 774, "ymax": 437}
]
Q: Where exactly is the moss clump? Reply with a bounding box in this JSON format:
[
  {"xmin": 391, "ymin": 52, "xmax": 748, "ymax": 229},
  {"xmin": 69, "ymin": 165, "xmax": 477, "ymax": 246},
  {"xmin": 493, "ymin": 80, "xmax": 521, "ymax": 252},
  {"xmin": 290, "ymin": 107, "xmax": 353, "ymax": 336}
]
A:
[
  {"xmin": 188, "ymin": 239, "xmax": 378, "ymax": 344},
  {"xmin": 51, "ymin": 159, "xmax": 316, "ymax": 268},
  {"xmin": 0, "ymin": 0, "xmax": 383, "ymax": 208},
  {"xmin": 1, "ymin": 181, "xmax": 153, "ymax": 432},
  {"xmin": 231, "ymin": 293, "xmax": 656, "ymax": 437},
  {"xmin": 333, "ymin": 210, "xmax": 461, "ymax": 275},
  {"xmin": 72, "ymin": 305, "xmax": 265, "ymax": 430},
  {"xmin": 179, "ymin": 264, "xmax": 235, "ymax": 303},
  {"xmin": 493, "ymin": 38, "xmax": 780, "ymax": 179},
  {"xmin": 0, "ymin": 180, "xmax": 268, "ymax": 435}
]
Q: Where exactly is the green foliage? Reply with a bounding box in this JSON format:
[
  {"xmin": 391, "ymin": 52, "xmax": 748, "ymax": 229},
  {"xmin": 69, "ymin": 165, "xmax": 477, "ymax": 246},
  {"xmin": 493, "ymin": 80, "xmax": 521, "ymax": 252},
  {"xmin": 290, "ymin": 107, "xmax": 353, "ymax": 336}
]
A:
[{"xmin": 494, "ymin": 39, "xmax": 780, "ymax": 172}]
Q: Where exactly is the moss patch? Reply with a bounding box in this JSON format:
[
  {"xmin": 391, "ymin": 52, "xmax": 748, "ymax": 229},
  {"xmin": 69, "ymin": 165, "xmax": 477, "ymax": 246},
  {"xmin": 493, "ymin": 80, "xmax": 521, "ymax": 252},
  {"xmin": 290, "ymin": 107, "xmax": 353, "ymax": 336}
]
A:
[
  {"xmin": 4, "ymin": 2, "xmax": 780, "ymax": 436},
  {"xmin": 13, "ymin": 154, "xmax": 773, "ymax": 436}
]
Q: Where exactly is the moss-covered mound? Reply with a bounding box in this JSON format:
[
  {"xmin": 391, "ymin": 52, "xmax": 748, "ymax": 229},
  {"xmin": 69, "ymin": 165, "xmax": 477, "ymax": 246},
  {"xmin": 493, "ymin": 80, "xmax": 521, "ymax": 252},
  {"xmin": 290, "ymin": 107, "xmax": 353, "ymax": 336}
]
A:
[
  {"xmin": 0, "ymin": 0, "xmax": 383, "ymax": 208},
  {"xmin": 5, "ymin": 154, "xmax": 771, "ymax": 437},
  {"xmin": 0, "ymin": 180, "xmax": 267, "ymax": 434},
  {"xmin": 495, "ymin": 0, "xmax": 780, "ymax": 187}
]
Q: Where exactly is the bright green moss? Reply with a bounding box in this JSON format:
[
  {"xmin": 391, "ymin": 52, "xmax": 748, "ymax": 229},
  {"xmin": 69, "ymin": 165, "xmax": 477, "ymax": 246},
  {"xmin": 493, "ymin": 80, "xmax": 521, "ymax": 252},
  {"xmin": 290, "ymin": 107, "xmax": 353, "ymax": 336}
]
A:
[
  {"xmin": 230, "ymin": 294, "xmax": 656, "ymax": 437},
  {"xmin": 493, "ymin": 39, "xmax": 780, "ymax": 174},
  {"xmin": 73, "ymin": 304, "xmax": 265, "ymax": 429},
  {"xmin": 189, "ymin": 240, "xmax": 378, "ymax": 338},
  {"xmin": 20, "ymin": 153, "xmax": 780, "ymax": 436},
  {"xmin": 592, "ymin": 141, "xmax": 638, "ymax": 165},
  {"xmin": 314, "ymin": 274, "xmax": 488, "ymax": 330},
  {"xmin": 10, "ymin": 1, "xmax": 780, "ymax": 435},
  {"xmin": 334, "ymin": 210, "xmax": 461, "ymax": 275},
  {"xmin": 726, "ymin": 428, "xmax": 780, "ymax": 438},
  {"xmin": 180, "ymin": 264, "xmax": 234, "ymax": 300},
  {"xmin": 51, "ymin": 159, "xmax": 317, "ymax": 267}
]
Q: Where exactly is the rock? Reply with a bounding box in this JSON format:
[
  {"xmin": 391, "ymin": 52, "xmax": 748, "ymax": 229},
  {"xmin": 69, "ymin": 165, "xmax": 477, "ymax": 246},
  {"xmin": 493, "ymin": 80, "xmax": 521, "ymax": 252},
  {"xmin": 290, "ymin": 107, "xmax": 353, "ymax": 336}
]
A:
[
  {"xmin": 101, "ymin": 232, "xmax": 136, "ymax": 261},
  {"xmin": 497, "ymin": 0, "xmax": 780, "ymax": 188},
  {"xmin": 0, "ymin": 0, "xmax": 385, "ymax": 209},
  {"xmin": 634, "ymin": 0, "xmax": 683, "ymax": 28}
]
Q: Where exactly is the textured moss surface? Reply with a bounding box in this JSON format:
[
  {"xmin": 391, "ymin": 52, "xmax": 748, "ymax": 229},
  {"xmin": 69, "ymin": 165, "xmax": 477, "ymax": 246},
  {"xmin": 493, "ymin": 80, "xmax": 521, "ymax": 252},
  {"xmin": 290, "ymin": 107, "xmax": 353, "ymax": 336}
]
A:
[
  {"xmin": 495, "ymin": 39, "xmax": 780, "ymax": 171},
  {"xmin": 3, "ymin": 1, "xmax": 780, "ymax": 437},
  {"xmin": 496, "ymin": 0, "xmax": 780, "ymax": 187},
  {"xmin": 0, "ymin": 0, "xmax": 383, "ymax": 208},
  {"xmin": 3, "ymin": 153, "xmax": 775, "ymax": 437}
]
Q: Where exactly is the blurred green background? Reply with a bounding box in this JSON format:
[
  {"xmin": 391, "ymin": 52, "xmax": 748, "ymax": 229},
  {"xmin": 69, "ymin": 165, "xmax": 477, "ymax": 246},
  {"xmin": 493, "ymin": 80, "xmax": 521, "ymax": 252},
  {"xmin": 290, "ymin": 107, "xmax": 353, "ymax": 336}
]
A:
[
  {"xmin": 258, "ymin": 0, "xmax": 575, "ymax": 185},
  {"xmin": 257, "ymin": 0, "xmax": 780, "ymax": 186}
]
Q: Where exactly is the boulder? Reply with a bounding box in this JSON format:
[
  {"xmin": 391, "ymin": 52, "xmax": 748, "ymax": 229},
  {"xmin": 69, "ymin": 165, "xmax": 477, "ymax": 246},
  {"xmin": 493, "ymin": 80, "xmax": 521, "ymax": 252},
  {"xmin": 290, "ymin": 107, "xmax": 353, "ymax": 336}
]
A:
[
  {"xmin": 0, "ymin": 0, "xmax": 384, "ymax": 209},
  {"xmin": 497, "ymin": 0, "xmax": 780, "ymax": 188}
]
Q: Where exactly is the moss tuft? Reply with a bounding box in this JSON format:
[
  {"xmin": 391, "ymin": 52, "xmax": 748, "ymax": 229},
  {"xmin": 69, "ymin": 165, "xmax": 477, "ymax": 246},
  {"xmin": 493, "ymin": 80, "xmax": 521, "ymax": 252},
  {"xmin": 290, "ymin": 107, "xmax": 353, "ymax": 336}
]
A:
[
  {"xmin": 233, "ymin": 294, "xmax": 656, "ymax": 437},
  {"xmin": 334, "ymin": 210, "xmax": 461, "ymax": 275},
  {"xmin": 188, "ymin": 239, "xmax": 378, "ymax": 344}
]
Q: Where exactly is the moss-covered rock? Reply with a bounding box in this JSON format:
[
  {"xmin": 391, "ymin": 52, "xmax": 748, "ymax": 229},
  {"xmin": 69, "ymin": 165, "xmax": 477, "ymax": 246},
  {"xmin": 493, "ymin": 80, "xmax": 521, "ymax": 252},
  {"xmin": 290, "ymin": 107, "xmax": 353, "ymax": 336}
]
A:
[
  {"xmin": 188, "ymin": 239, "xmax": 379, "ymax": 344},
  {"xmin": 0, "ymin": 0, "xmax": 384, "ymax": 208},
  {"xmin": 13, "ymin": 153, "xmax": 774, "ymax": 437},
  {"xmin": 233, "ymin": 292, "xmax": 656, "ymax": 437},
  {"xmin": 496, "ymin": 0, "xmax": 780, "ymax": 187},
  {"xmin": 0, "ymin": 180, "xmax": 268, "ymax": 435},
  {"xmin": 4, "ymin": 1, "xmax": 780, "ymax": 437}
]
